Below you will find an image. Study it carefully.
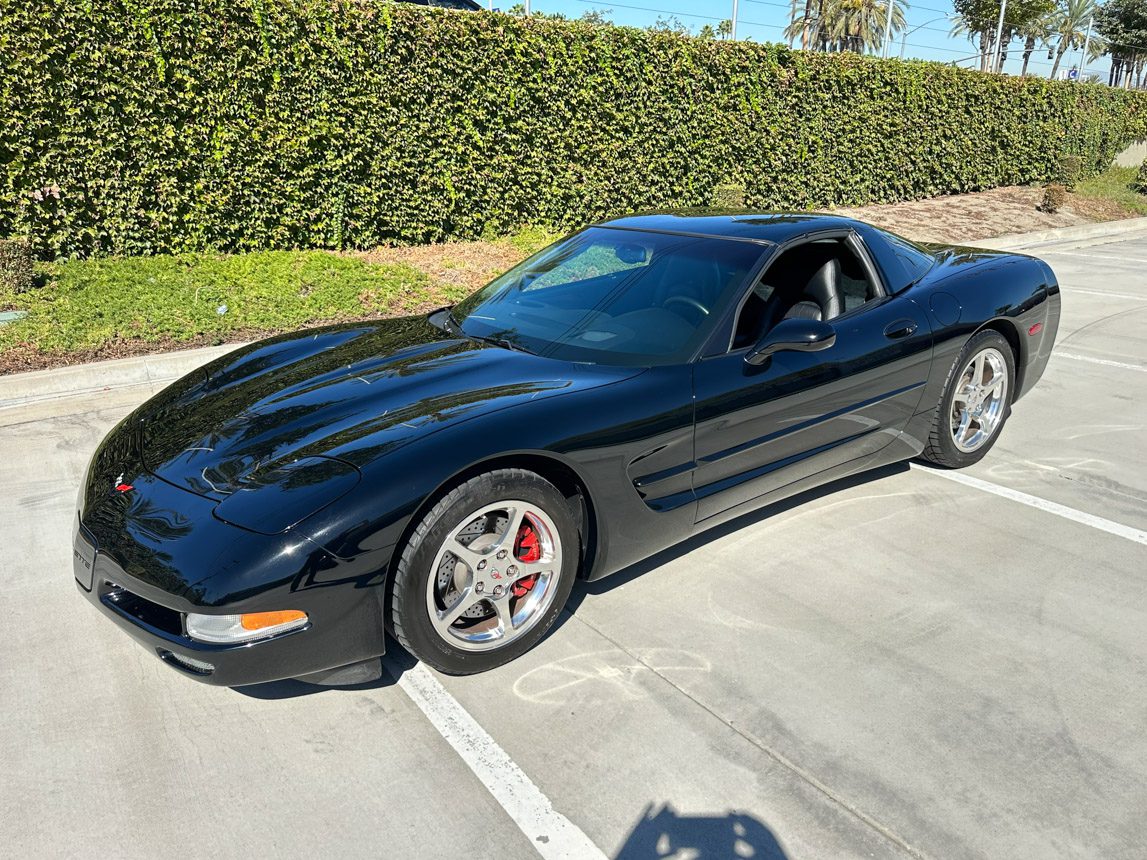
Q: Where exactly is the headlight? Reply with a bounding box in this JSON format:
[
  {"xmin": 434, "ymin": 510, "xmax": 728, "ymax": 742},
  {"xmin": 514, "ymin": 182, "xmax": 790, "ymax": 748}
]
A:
[{"xmin": 186, "ymin": 610, "xmax": 308, "ymax": 644}]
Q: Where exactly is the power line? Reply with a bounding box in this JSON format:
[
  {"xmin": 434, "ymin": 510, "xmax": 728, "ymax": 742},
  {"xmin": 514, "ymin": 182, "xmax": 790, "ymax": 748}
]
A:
[{"xmin": 570, "ymin": 0, "xmax": 727, "ymax": 23}]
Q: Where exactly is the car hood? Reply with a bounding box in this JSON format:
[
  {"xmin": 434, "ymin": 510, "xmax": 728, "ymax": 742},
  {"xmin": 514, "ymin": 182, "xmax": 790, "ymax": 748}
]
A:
[{"xmin": 136, "ymin": 316, "xmax": 640, "ymax": 501}]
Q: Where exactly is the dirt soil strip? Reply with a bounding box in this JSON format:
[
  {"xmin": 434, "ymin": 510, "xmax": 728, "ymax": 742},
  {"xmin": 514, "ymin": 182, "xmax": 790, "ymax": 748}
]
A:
[{"xmin": 830, "ymin": 185, "xmax": 1129, "ymax": 244}]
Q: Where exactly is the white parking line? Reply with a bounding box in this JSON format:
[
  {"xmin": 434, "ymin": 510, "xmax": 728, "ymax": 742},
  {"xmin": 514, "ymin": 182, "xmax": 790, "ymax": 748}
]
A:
[
  {"xmin": 1062, "ymin": 288, "xmax": 1147, "ymax": 302},
  {"xmin": 910, "ymin": 465, "xmax": 1147, "ymax": 546},
  {"xmin": 1054, "ymin": 352, "xmax": 1147, "ymax": 372},
  {"xmin": 393, "ymin": 661, "xmax": 608, "ymax": 860},
  {"xmin": 1043, "ymin": 250, "xmax": 1147, "ymax": 265}
]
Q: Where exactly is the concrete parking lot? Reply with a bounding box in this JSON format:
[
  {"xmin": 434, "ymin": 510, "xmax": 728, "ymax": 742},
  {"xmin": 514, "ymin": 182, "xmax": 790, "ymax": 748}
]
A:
[{"xmin": 2, "ymin": 228, "xmax": 1145, "ymax": 860}]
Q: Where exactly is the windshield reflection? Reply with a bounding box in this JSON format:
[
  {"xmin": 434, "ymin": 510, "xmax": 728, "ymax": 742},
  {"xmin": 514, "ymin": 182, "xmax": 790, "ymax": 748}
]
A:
[{"xmin": 452, "ymin": 227, "xmax": 765, "ymax": 366}]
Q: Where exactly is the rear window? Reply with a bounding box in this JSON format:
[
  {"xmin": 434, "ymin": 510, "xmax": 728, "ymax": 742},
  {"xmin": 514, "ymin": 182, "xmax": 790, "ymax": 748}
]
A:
[{"xmin": 882, "ymin": 230, "xmax": 935, "ymax": 285}]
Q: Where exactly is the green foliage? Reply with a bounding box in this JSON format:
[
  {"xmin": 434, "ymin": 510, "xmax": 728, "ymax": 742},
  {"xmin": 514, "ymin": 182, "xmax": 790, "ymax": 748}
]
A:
[
  {"xmin": 954, "ymin": 0, "xmax": 1055, "ymax": 35},
  {"xmin": 497, "ymin": 226, "xmax": 563, "ymax": 255},
  {"xmin": 1135, "ymin": 159, "xmax": 1147, "ymax": 194},
  {"xmin": 3, "ymin": 1, "xmax": 1147, "ymax": 260},
  {"xmin": 1039, "ymin": 183, "xmax": 1067, "ymax": 212},
  {"xmin": 1059, "ymin": 154, "xmax": 1083, "ymax": 188},
  {"xmin": 0, "ymin": 238, "xmax": 35, "ymax": 294},
  {"xmin": 712, "ymin": 184, "xmax": 747, "ymax": 208},
  {"xmin": 1073, "ymin": 165, "xmax": 1147, "ymax": 213},
  {"xmin": 1096, "ymin": 0, "xmax": 1147, "ymax": 62},
  {"xmin": 650, "ymin": 16, "xmax": 689, "ymax": 34},
  {"xmin": 0, "ymin": 251, "xmax": 429, "ymax": 354}
]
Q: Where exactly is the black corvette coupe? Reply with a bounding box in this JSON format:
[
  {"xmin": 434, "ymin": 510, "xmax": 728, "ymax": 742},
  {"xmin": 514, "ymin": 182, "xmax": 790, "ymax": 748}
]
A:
[{"xmin": 73, "ymin": 212, "xmax": 1060, "ymax": 683}]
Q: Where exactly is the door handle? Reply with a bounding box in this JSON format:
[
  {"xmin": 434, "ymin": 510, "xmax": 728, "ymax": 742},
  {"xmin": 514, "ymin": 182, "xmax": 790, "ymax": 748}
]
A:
[{"xmin": 883, "ymin": 320, "xmax": 918, "ymax": 340}]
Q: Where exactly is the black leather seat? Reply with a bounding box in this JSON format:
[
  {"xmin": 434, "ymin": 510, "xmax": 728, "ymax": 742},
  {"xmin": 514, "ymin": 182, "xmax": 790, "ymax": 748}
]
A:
[{"xmin": 783, "ymin": 259, "xmax": 844, "ymax": 322}]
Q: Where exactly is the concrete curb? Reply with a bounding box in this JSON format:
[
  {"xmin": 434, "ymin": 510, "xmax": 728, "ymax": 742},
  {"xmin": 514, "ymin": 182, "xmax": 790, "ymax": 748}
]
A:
[
  {"xmin": 972, "ymin": 216, "xmax": 1147, "ymax": 251},
  {"xmin": 0, "ymin": 343, "xmax": 245, "ymax": 410},
  {"xmin": 3, "ymin": 215, "xmax": 1147, "ymax": 407}
]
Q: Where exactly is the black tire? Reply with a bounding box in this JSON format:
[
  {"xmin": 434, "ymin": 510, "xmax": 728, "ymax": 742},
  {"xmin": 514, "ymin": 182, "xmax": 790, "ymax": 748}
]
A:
[
  {"xmin": 920, "ymin": 329, "xmax": 1016, "ymax": 469},
  {"xmin": 391, "ymin": 468, "xmax": 579, "ymax": 675}
]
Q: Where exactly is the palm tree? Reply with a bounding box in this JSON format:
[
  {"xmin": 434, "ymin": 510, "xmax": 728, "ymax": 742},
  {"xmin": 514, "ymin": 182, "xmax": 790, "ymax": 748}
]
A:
[
  {"xmin": 829, "ymin": 0, "xmax": 908, "ymax": 53},
  {"xmin": 950, "ymin": 16, "xmax": 1004, "ymax": 72},
  {"xmin": 800, "ymin": 0, "xmax": 819, "ymax": 50},
  {"xmin": 785, "ymin": 0, "xmax": 907, "ymax": 53},
  {"xmin": 1018, "ymin": 12, "xmax": 1055, "ymax": 75},
  {"xmin": 1048, "ymin": 0, "xmax": 1096, "ymax": 79}
]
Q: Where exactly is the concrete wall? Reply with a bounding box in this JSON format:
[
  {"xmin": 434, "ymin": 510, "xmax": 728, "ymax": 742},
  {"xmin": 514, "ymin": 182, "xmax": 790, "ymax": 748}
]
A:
[{"xmin": 1115, "ymin": 140, "xmax": 1147, "ymax": 167}]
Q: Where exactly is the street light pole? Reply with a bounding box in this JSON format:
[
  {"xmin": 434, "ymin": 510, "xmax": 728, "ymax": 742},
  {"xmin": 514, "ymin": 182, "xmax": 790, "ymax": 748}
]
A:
[
  {"xmin": 992, "ymin": 0, "xmax": 1008, "ymax": 73},
  {"xmin": 731, "ymin": 0, "xmax": 739, "ymax": 40},
  {"xmin": 900, "ymin": 16, "xmax": 951, "ymax": 59},
  {"xmin": 882, "ymin": 0, "xmax": 895, "ymax": 59},
  {"xmin": 1079, "ymin": 14, "xmax": 1093, "ymax": 81}
]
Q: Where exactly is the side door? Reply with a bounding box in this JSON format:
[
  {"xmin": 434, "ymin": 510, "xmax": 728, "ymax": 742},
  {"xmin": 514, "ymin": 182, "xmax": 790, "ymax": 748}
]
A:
[{"xmin": 691, "ymin": 231, "xmax": 933, "ymax": 522}]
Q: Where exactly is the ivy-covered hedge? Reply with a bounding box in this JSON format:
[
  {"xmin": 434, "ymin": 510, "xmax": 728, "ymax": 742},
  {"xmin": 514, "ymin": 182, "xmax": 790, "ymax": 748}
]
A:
[{"xmin": 3, "ymin": 1, "xmax": 1147, "ymax": 258}]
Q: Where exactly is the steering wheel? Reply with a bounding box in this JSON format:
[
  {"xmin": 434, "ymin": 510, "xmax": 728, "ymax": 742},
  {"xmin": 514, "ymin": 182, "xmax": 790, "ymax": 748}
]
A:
[{"xmin": 664, "ymin": 295, "xmax": 710, "ymax": 322}]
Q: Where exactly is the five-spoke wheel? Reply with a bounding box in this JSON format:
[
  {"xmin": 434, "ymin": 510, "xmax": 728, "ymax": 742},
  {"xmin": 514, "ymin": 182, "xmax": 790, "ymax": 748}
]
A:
[
  {"xmin": 921, "ymin": 329, "xmax": 1015, "ymax": 468},
  {"xmin": 950, "ymin": 347, "xmax": 1009, "ymax": 453},
  {"xmin": 391, "ymin": 469, "xmax": 578, "ymax": 674},
  {"xmin": 427, "ymin": 501, "xmax": 562, "ymax": 651}
]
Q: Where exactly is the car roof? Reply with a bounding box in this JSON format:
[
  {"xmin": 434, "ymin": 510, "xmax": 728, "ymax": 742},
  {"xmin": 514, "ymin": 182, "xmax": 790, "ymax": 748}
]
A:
[{"xmin": 595, "ymin": 211, "xmax": 867, "ymax": 245}]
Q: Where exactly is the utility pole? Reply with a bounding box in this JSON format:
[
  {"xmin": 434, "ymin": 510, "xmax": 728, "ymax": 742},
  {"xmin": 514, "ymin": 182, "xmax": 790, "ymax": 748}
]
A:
[
  {"xmin": 524, "ymin": 0, "xmax": 530, "ymax": 14},
  {"xmin": 1079, "ymin": 14, "xmax": 1093, "ymax": 82},
  {"xmin": 731, "ymin": 0, "xmax": 739, "ymax": 40},
  {"xmin": 993, "ymin": 0, "xmax": 1008, "ymax": 73},
  {"xmin": 882, "ymin": 0, "xmax": 895, "ymax": 59}
]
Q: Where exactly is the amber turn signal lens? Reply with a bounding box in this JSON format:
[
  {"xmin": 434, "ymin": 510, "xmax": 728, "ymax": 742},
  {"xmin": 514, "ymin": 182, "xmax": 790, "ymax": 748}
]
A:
[
  {"xmin": 240, "ymin": 609, "xmax": 307, "ymax": 631},
  {"xmin": 186, "ymin": 610, "xmax": 309, "ymax": 644}
]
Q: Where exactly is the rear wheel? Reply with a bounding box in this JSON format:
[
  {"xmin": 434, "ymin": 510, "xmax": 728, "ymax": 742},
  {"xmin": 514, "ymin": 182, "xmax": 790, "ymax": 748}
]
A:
[
  {"xmin": 391, "ymin": 469, "xmax": 578, "ymax": 674},
  {"xmin": 920, "ymin": 330, "xmax": 1015, "ymax": 468}
]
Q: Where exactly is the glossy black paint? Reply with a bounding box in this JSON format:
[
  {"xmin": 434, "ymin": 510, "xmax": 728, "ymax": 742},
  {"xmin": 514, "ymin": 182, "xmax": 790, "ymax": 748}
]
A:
[
  {"xmin": 746, "ymin": 318, "xmax": 837, "ymax": 364},
  {"xmin": 73, "ymin": 212, "xmax": 1061, "ymax": 685}
]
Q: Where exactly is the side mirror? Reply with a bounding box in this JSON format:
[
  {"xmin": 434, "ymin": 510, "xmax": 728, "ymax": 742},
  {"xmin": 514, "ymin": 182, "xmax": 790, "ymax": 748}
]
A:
[{"xmin": 745, "ymin": 318, "xmax": 836, "ymax": 366}]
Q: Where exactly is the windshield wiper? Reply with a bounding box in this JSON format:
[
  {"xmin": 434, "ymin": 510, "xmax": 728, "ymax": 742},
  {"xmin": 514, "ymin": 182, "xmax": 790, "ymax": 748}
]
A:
[
  {"xmin": 466, "ymin": 332, "xmax": 535, "ymax": 355},
  {"xmin": 441, "ymin": 308, "xmax": 534, "ymax": 355},
  {"xmin": 440, "ymin": 309, "xmax": 464, "ymax": 335}
]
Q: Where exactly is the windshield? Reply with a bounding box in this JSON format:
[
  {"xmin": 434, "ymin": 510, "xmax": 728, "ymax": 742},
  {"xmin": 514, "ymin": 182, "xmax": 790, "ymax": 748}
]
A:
[{"xmin": 451, "ymin": 227, "xmax": 765, "ymax": 366}]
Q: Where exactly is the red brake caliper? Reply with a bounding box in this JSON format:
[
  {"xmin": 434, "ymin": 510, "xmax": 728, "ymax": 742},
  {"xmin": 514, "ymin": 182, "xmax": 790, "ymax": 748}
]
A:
[{"xmin": 511, "ymin": 523, "xmax": 541, "ymax": 598}]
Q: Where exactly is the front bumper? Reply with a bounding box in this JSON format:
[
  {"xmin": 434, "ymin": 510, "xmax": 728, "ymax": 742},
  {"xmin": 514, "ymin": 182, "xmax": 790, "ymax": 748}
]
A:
[{"xmin": 73, "ymin": 509, "xmax": 390, "ymax": 687}]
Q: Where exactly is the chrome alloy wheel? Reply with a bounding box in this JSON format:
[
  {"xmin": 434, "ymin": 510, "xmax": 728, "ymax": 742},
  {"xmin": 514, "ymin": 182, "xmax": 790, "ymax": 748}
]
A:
[
  {"xmin": 426, "ymin": 500, "xmax": 562, "ymax": 652},
  {"xmin": 950, "ymin": 347, "xmax": 1009, "ymax": 453}
]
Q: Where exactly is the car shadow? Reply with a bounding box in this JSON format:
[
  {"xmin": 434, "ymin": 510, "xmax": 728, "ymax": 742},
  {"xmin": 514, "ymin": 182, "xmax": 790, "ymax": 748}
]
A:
[
  {"xmin": 232, "ymin": 650, "xmax": 403, "ymax": 699},
  {"xmin": 564, "ymin": 461, "xmax": 908, "ymax": 616},
  {"xmin": 616, "ymin": 802, "xmax": 787, "ymax": 859}
]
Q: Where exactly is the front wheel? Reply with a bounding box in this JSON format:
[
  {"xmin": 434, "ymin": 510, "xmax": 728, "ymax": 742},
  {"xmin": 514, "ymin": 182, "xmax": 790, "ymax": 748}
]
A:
[
  {"xmin": 920, "ymin": 330, "xmax": 1015, "ymax": 468},
  {"xmin": 391, "ymin": 469, "xmax": 578, "ymax": 674}
]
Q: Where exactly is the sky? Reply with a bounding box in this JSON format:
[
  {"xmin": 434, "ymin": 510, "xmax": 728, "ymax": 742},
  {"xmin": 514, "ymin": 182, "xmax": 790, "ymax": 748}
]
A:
[{"xmin": 494, "ymin": 0, "xmax": 1113, "ymax": 84}]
